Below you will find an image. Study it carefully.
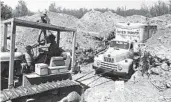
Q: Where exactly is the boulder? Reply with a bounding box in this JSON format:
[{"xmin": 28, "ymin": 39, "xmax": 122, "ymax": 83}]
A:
[
  {"xmin": 166, "ymin": 80, "xmax": 171, "ymax": 88},
  {"xmin": 59, "ymin": 91, "xmax": 81, "ymax": 102},
  {"xmin": 129, "ymin": 71, "xmax": 143, "ymax": 82},
  {"xmin": 150, "ymin": 67, "xmax": 160, "ymax": 75},
  {"xmin": 161, "ymin": 62, "xmax": 169, "ymax": 71}
]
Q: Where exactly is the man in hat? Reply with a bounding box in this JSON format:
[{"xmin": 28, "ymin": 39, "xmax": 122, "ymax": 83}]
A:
[
  {"xmin": 23, "ymin": 45, "xmax": 36, "ymax": 72},
  {"xmin": 37, "ymin": 11, "xmax": 51, "ymax": 44},
  {"xmin": 44, "ymin": 34, "xmax": 64, "ymax": 64}
]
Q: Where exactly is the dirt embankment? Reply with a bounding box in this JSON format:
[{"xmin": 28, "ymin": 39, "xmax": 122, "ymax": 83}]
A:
[{"xmin": 146, "ymin": 28, "xmax": 171, "ymax": 59}]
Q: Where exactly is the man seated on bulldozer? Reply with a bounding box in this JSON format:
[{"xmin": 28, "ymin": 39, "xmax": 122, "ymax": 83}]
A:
[
  {"xmin": 24, "ymin": 45, "xmax": 35, "ymax": 72},
  {"xmin": 45, "ymin": 34, "xmax": 64, "ymax": 64},
  {"xmin": 24, "ymin": 34, "xmax": 64, "ymax": 71}
]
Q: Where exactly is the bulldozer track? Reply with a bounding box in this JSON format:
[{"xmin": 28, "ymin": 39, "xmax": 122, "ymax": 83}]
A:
[{"xmin": 0, "ymin": 80, "xmax": 80, "ymax": 102}]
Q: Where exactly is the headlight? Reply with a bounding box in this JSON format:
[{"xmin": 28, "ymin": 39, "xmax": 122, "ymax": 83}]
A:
[
  {"xmin": 96, "ymin": 60, "xmax": 101, "ymax": 67},
  {"xmin": 118, "ymin": 64, "xmax": 122, "ymax": 71}
]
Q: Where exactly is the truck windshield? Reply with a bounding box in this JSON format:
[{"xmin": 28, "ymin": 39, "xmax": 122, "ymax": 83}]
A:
[{"xmin": 110, "ymin": 41, "xmax": 129, "ymax": 49}]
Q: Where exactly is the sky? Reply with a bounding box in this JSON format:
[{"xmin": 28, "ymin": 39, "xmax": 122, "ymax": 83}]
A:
[{"xmin": 2, "ymin": 0, "xmax": 170, "ymax": 12}]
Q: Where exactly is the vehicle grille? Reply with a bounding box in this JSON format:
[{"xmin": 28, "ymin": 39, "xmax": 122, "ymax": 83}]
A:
[
  {"xmin": 101, "ymin": 61, "xmax": 117, "ymax": 70},
  {"xmin": 104, "ymin": 57, "xmax": 114, "ymax": 63}
]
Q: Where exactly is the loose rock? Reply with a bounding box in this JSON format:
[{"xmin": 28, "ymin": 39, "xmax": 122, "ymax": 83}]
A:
[
  {"xmin": 161, "ymin": 62, "xmax": 169, "ymax": 71},
  {"xmin": 166, "ymin": 81, "xmax": 171, "ymax": 88},
  {"xmin": 150, "ymin": 67, "xmax": 160, "ymax": 75}
]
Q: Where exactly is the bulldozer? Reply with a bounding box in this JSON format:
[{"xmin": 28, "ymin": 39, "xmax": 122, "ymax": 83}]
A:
[{"xmin": 0, "ymin": 18, "xmax": 82, "ymax": 102}]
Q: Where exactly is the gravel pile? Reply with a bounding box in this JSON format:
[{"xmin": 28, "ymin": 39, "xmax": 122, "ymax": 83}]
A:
[
  {"xmin": 77, "ymin": 10, "xmax": 125, "ymax": 33},
  {"xmin": 149, "ymin": 14, "xmax": 171, "ymax": 29},
  {"xmin": 126, "ymin": 15, "xmax": 147, "ymax": 23}
]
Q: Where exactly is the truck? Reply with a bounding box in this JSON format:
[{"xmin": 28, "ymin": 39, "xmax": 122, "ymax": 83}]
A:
[{"xmin": 93, "ymin": 23, "xmax": 157, "ymax": 78}]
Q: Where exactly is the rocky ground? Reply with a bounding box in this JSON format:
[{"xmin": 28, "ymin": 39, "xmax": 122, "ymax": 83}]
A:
[
  {"xmin": 72, "ymin": 63, "xmax": 171, "ymax": 102},
  {"xmin": 146, "ymin": 28, "xmax": 171, "ymax": 59}
]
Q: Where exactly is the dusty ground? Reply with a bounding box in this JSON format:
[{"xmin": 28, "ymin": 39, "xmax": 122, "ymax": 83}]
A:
[{"xmin": 72, "ymin": 64, "xmax": 171, "ymax": 102}]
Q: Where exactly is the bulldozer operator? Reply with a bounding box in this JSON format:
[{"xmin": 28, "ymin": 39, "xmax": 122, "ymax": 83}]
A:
[
  {"xmin": 24, "ymin": 34, "xmax": 64, "ymax": 72},
  {"xmin": 45, "ymin": 34, "xmax": 64, "ymax": 64}
]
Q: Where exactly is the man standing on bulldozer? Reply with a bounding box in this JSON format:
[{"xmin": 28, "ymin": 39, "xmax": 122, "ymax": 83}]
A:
[{"xmin": 37, "ymin": 11, "xmax": 51, "ymax": 44}]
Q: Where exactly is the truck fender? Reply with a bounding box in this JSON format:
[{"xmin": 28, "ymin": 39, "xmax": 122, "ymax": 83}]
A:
[{"xmin": 118, "ymin": 59, "xmax": 133, "ymax": 73}]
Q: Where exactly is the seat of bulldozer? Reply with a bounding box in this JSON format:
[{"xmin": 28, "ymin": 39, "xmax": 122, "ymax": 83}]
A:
[
  {"xmin": 0, "ymin": 52, "xmax": 23, "ymax": 62},
  {"xmin": 49, "ymin": 57, "xmax": 65, "ymax": 66},
  {"xmin": 48, "ymin": 56, "xmax": 70, "ymax": 74}
]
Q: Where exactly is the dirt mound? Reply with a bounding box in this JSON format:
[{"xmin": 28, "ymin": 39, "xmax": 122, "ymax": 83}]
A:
[
  {"xmin": 125, "ymin": 14, "xmax": 171, "ymax": 29},
  {"xmin": 126, "ymin": 15, "xmax": 147, "ymax": 23},
  {"xmin": 149, "ymin": 14, "xmax": 171, "ymax": 29},
  {"xmin": 60, "ymin": 31, "xmax": 100, "ymax": 50},
  {"xmin": 19, "ymin": 12, "xmax": 78, "ymax": 27},
  {"xmin": 100, "ymin": 11, "xmax": 125, "ymax": 31},
  {"xmin": 77, "ymin": 10, "xmax": 125, "ymax": 33},
  {"xmin": 77, "ymin": 10, "xmax": 104, "ymax": 32}
]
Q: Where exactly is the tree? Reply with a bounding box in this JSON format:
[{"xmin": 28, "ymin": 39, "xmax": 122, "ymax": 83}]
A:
[
  {"xmin": 152, "ymin": 1, "xmax": 169, "ymax": 16},
  {"xmin": 49, "ymin": 3, "xmax": 57, "ymax": 12},
  {"xmin": 13, "ymin": 0, "xmax": 33, "ymax": 17},
  {"xmin": 1, "ymin": 1, "xmax": 13, "ymax": 20},
  {"xmin": 49, "ymin": 2, "xmax": 62, "ymax": 13},
  {"xmin": 169, "ymin": 0, "xmax": 171, "ymax": 13}
]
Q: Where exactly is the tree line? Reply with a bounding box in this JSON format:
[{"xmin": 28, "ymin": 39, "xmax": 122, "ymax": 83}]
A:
[
  {"xmin": 1, "ymin": 0, "xmax": 171, "ymax": 20},
  {"xmin": 1, "ymin": 0, "xmax": 34, "ymax": 20}
]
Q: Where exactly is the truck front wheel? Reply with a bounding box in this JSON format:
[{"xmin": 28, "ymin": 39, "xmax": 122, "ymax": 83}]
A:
[
  {"xmin": 95, "ymin": 69, "xmax": 102, "ymax": 75},
  {"xmin": 125, "ymin": 63, "xmax": 134, "ymax": 79}
]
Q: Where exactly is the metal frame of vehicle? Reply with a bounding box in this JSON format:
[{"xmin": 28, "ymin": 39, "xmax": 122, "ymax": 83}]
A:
[{"xmin": 2, "ymin": 18, "xmax": 77, "ymax": 89}]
